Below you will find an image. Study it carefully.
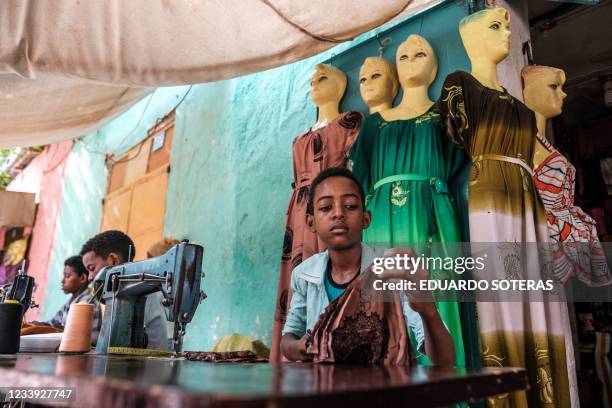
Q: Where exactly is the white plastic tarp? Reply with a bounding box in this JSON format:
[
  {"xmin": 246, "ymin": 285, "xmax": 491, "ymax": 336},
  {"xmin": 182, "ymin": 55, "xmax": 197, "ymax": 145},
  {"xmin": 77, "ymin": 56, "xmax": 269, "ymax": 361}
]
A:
[{"xmin": 0, "ymin": 0, "xmax": 439, "ymax": 148}]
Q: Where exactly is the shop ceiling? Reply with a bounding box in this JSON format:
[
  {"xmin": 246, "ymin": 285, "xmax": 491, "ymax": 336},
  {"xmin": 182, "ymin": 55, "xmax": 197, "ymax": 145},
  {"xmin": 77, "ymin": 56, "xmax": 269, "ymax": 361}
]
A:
[{"xmin": 529, "ymin": 0, "xmax": 612, "ymax": 126}]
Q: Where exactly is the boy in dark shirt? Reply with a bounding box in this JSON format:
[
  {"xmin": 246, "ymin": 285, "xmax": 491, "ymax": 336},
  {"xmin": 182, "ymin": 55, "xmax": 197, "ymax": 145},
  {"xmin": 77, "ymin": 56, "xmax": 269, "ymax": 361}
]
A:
[{"xmin": 38, "ymin": 256, "xmax": 102, "ymax": 344}]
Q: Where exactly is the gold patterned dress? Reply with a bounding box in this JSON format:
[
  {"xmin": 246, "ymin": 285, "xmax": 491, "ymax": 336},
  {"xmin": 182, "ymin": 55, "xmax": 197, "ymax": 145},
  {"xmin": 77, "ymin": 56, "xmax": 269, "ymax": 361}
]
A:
[{"xmin": 436, "ymin": 71, "xmax": 576, "ymax": 408}]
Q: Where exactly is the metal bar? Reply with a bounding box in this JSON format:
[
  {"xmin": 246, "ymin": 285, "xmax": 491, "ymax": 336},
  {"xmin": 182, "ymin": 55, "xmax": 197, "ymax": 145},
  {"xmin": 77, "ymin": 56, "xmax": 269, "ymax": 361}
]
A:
[
  {"xmin": 530, "ymin": 3, "xmax": 579, "ymax": 26},
  {"xmin": 546, "ymin": 0, "xmax": 599, "ymax": 4},
  {"xmin": 115, "ymin": 278, "xmax": 166, "ymax": 283}
]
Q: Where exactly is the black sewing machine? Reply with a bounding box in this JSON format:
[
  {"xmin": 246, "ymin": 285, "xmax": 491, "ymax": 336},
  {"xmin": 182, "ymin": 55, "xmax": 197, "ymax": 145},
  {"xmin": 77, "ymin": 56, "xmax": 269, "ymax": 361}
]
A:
[
  {"xmin": 0, "ymin": 261, "xmax": 37, "ymax": 312},
  {"xmin": 93, "ymin": 242, "xmax": 206, "ymax": 354}
]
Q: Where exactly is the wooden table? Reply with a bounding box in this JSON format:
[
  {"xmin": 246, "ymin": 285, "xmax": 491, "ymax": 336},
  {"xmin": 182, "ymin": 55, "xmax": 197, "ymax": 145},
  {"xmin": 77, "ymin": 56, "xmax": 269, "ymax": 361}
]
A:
[{"xmin": 0, "ymin": 353, "xmax": 527, "ymax": 407}]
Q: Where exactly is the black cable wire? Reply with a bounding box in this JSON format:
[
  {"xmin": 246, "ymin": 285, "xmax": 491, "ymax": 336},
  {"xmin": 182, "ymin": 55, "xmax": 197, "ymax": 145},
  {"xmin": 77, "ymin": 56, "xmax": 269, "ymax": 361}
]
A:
[
  {"xmin": 114, "ymin": 89, "xmax": 158, "ymax": 152},
  {"xmin": 71, "ymin": 84, "xmax": 193, "ymax": 165},
  {"xmin": 109, "ymin": 85, "xmax": 193, "ymax": 166}
]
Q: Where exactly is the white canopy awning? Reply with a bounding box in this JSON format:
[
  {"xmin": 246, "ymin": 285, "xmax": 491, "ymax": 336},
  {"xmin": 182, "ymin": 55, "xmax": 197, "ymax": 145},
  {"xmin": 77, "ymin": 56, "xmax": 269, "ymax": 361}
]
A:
[{"xmin": 0, "ymin": 0, "xmax": 438, "ymax": 148}]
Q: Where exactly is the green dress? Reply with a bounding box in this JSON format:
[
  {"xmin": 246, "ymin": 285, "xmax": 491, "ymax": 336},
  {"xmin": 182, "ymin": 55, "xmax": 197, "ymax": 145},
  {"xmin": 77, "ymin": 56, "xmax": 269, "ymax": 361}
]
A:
[{"xmin": 349, "ymin": 107, "xmax": 467, "ymax": 367}]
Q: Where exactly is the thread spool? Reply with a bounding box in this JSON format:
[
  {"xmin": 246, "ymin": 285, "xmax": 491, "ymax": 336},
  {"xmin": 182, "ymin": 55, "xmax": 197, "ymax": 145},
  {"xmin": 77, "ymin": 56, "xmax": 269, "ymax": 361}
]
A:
[
  {"xmin": 0, "ymin": 301, "xmax": 23, "ymax": 354},
  {"xmin": 59, "ymin": 303, "xmax": 93, "ymax": 353}
]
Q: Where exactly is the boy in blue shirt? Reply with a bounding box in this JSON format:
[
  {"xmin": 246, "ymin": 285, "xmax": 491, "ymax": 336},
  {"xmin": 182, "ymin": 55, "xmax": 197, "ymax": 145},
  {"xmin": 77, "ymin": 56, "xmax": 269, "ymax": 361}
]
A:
[
  {"xmin": 80, "ymin": 230, "xmax": 170, "ymax": 350},
  {"xmin": 280, "ymin": 167, "xmax": 455, "ymax": 365}
]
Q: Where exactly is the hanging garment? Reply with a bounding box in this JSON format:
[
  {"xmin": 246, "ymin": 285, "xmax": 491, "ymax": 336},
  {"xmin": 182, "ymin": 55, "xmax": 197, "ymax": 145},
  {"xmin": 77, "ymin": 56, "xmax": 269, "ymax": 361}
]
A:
[
  {"xmin": 595, "ymin": 331, "xmax": 612, "ymax": 408},
  {"xmin": 184, "ymin": 351, "xmax": 268, "ymax": 363},
  {"xmin": 348, "ymin": 108, "xmax": 467, "ymax": 368},
  {"xmin": 270, "ymin": 112, "xmax": 363, "ymax": 362},
  {"xmin": 307, "ymin": 266, "xmax": 415, "ymax": 365},
  {"xmin": 600, "ymin": 158, "xmax": 612, "ymax": 195},
  {"xmin": 436, "ymin": 71, "xmax": 576, "ymax": 408},
  {"xmin": 534, "ymin": 134, "xmax": 611, "ymax": 287}
]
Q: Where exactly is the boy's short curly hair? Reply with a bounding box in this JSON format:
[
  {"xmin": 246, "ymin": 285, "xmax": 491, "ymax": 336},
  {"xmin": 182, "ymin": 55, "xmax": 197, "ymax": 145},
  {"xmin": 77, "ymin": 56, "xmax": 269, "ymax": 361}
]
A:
[
  {"xmin": 307, "ymin": 167, "xmax": 366, "ymax": 215},
  {"xmin": 80, "ymin": 230, "xmax": 135, "ymax": 262},
  {"xmin": 64, "ymin": 255, "xmax": 88, "ymax": 277}
]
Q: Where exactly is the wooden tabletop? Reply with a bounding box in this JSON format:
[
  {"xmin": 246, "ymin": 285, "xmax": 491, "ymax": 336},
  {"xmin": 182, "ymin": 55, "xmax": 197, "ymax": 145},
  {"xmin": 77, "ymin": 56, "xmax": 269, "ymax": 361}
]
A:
[{"xmin": 0, "ymin": 353, "xmax": 527, "ymax": 407}]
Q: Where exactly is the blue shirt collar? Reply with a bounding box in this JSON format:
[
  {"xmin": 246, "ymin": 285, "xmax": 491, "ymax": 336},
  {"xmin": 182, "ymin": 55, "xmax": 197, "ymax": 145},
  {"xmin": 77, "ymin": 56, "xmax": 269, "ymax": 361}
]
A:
[{"xmin": 297, "ymin": 243, "xmax": 377, "ymax": 286}]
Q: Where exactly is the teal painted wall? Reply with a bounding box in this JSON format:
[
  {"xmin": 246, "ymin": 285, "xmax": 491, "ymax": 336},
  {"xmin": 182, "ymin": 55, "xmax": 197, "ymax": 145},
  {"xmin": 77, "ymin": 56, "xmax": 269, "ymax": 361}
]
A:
[
  {"xmin": 42, "ymin": 1, "xmax": 469, "ymax": 351},
  {"xmin": 42, "ymin": 87, "xmax": 192, "ymax": 317}
]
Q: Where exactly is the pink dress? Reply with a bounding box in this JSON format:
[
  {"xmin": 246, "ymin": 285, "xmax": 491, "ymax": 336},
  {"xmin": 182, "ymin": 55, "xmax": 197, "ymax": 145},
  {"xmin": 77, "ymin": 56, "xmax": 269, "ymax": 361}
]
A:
[{"xmin": 533, "ymin": 134, "xmax": 611, "ymax": 286}]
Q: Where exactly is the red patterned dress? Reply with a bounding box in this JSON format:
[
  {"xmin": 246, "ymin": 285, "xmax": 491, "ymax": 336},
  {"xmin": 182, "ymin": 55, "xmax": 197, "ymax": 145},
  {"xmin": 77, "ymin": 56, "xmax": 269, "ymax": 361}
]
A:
[
  {"xmin": 533, "ymin": 134, "xmax": 611, "ymax": 286},
  {"xmin": 270, "ymin": 112, "xmax": 363, "ymax": 362}
]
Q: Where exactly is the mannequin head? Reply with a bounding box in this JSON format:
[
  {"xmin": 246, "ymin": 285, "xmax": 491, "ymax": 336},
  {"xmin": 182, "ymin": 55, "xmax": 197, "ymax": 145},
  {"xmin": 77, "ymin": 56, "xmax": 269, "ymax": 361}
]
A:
[
  {"xmin": 310, "ymin": 64, "xmax": 347, "ymax": 107},
  {"xmin": 359, "ymin": 57, "xmax": 399, "ymax": 112},
  {"xmin": 459, "ymin": 7, "xmax": 511, "ymax": 64},
  {"xmin": 522, "ymin": 65, "xmax": 567, "ymax": 118},
  {"xmin": 396, "ymin": 34, "xmax": 438, "ymax": 89}
]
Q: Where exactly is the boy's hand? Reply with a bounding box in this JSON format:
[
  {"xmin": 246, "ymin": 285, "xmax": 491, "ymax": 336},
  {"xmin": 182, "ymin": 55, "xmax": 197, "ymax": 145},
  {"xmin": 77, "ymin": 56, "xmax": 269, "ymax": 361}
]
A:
[
  {"xmin": 280, "ymin": 333, "xmax": 313, "ymax": 362},
  {"xmin": 297, "ymin": 334, "xmax": 312, "ymax": 361},
  {"xmin": 381, "ymin": 248, "xmax": 436, "ymax": 315},
  {"xmin": 379, "ymin": 250, "xmax": 456, "ymax": 367}
]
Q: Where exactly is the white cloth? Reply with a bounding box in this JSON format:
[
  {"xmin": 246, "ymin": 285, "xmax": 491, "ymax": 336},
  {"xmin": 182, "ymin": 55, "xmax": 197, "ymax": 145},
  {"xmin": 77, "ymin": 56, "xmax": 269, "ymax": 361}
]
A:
[
  {"xmin": 0, "ymin": 0, "xmax": 439, "ymax": 148},
  {"xmin": 144, "ymin": 292, "xmax": 172, "ymax": 351},
  {"xmin": 0, "ymin": 76, "xmax": 149, "ymax": 148}
]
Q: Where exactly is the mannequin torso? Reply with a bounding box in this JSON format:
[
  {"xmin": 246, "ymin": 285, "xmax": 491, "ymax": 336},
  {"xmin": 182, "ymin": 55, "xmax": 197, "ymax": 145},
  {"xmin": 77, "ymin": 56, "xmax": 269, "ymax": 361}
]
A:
[
  {"xmin": 437, "ymin": 10, "xmax": 580, "ymax": 407},
  {"xmin": 523, "ymin": 64, "xmax": 610, "ymax": 286},
  {"xmin": 271, "ymin": 63, "xmax": 362, "ymax": 363},
  {"xmin": 532, "ymin": 121, "xmax": 551, "ymax": 170},
  {"xmin": 349, "ymin": 35, "xmax": 467, "ymax": 368},
  {"xmin": 521, "ymin": 66, "xmax": 567, "ymax": 169}
]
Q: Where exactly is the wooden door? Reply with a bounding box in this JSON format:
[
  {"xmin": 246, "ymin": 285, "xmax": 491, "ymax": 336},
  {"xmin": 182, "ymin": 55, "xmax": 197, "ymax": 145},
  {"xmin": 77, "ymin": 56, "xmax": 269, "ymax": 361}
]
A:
[{"xmin": 101, "ymin": 113, "xmax": 174, "ymax": 260}]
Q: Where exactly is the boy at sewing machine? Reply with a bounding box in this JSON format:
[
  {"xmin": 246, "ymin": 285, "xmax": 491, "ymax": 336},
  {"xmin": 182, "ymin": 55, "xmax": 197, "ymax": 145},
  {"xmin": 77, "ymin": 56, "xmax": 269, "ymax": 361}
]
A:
[
  {"xmin": 25, "ymin": 256, "xmax": 102, "ymax": 344},
  {"xmin": 80, "ymin": 230, "xmax": 170, "ymax": 350},
  {"xmin": 280, "ymin": 167, "xmax": 455, "ymax": 365}
]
